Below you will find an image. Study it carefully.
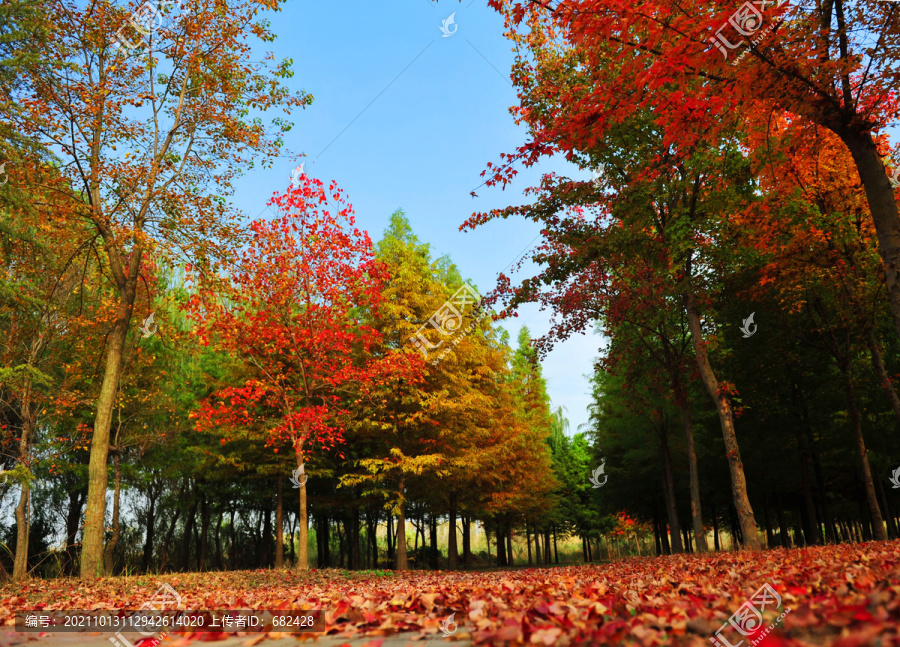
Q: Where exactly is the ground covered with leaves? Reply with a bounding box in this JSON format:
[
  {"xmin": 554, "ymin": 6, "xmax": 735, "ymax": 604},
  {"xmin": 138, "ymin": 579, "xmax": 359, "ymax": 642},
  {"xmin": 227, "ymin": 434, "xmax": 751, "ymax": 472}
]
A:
[{"xmin": 2, "ymin": 541, "xmax": 899, "ymax": 646}]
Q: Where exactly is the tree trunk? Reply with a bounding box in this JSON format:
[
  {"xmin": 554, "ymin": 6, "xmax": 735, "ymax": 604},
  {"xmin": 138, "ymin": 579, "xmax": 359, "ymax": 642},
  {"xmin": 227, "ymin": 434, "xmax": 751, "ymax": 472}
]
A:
[
  {"xmin": 877, "ymin": 476, "xmax": 897, "ymax": 539},
  {"xmin": 658, "ymin": 415, "xmax": 684, "ymax": 553},
  {"xmin": 711, "ymin": 499, "xmax": 720, "ymax": 551},
  {"xmin": 396, "ymin": 475, "xmax": 408, "ymax": 570},
  {"xmin": 448, "ymin": 492, "xmax": 458, "ymax": 569},
  {"xmin": 528, "ymin": 524, "xmax": 534, "ymax": 565},
  {"xmin": 684, "ymin": 288, "xmax": 759, "ymax": 549},
  {"xmin": 462, "ymin": 515, "xmax": 471, "ymax": 568},
  {"xmin": 776, "ymin": 495, "xmax": 791, "ymax": 548},
  {"xmin": 350, "ymin": 504, "xmax": 361, "ymax": 570},
  {"xmin": 866, "ymin": 328, "xmax": 900, "ymax": 423},
  {"xmin": 657, "ymin": 500, "xmax": 671, "ymax": 554},
  {"xmin": 199, "ymin": 490, "xmax": 209, "ymax": 571},
  {"xmin": 763, "ymin": 496, "xmax": 774, "ymax": 548},
  {"xmin": 141, "ymin": 486, "xmax": 157, "ymax": 573},
  {"xmin": 103, "ymin": 449, "xmax": 123, "ymax": 575},
  {"xmin": 679, "ymin": 401, "xmax": 708, "ymax": 552},
  {"xmin": 430, "ymin": 512, "xmax": 439, "ymax": 569},
  {"xmin": 214, "ymin": 511, "xmax": 223, "ymax": 569},
  {"xmin": 229, "ymin": 508, "xmax": 236, "ymax": 570},
  {"xmin": 296, "ymin": 439, "xmax": 309, "ymax": 570},
  {"xmin": 506, "ymin": 518, "xmax": 514, "ymax": 567},
  {"xmin": 386, "ymin": 513, "xmax": 394, "ymax": 565},
  {"xmin": 12, "ymin": 476, "xmax": 29, "ymax": 581},
  {"xmin": 276, "ymin": 473, "xmax": 284, "ymax": 569},
  {"xmin": 796, "ymin": 383, "xmax": 837, "ymax": 542},
  {"xmin": 838, "ymin": 359, "xmax": 888, "ymax": 540},
  {"xmin": 795, "ymin": 426, "xmax": 819, "ymax": 545},
  {"xmin": 553, "ymin": 525, "xmax": 559, "ymax": 564},
  {"xmin": 160, "ymin": 506, "xmax": 183, "ymax": 572},
  {"xmin": 840, "ymin": 128, "xmax": 900, "ymax": 340},
  {"xmin": 82, "ymin": 290, "xmax": 137, "ymax": 579},
  {"xmin": 290, "ymin": 515, "xmax": 300, "ymax": 568},
  {"xmin": 65, "ymin": 486, "xmax": 88, "ymax": 575},
  {"xmin": 496, "ymin": 524, "xmax": 507, "ymax": 566},
  {"xmin": 544, "ymin": 529, "xmax": 551, "ymax": 563},
  {"xmin": 181, "ymin": 493, "xmax": 198, "ymax": 571},
  {"xmin": 652, "ymin": 511, "xmax": 663, "ymax": 556},
  {"xmin": 13, "ymin": 388, "xmax": 35, "ymax": 582}
]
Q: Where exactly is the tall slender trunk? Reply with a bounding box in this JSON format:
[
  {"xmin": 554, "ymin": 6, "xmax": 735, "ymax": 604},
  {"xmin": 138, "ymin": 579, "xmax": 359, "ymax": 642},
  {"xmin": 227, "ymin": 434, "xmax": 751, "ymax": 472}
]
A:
[
  {"xmin": 396, "ymin": 475, "xmax": 408, "ymax": 570},
  {"xmin": 229, "ymin": 508, "xmax": 237, "ymax": 570},
  {"xmin": 350, "ymin": 503, "xmax": 361, "ymax": 570},
  {"xmin": 214, "ymin": 511, "xmax": 223, "ymax": 569},
  {"xmin": 82, "ymin": 281, "xmax": 138, "ymax": 579},
  {"xmin": 181, "ymin": 495, "xmax": 198, "ymax": 571},
  {"xmin": 103, "ymin": 449, "xmax": 123, "ymax": 574},
  {"xmin": 462, "ymin": 515, "xmax": 471, "ymax": 568},
  {"xmin": 429, "ymin": 512, "xmax": 439, "ymax": 569},
  {"xmin": 877, "ymin": 476, "xmax": 897, "ymax": 539},
  {"xmin": 448, "ymin": 492, "xmax": 458, "ymax": 569},
  {"xmin": 276, "ymin": 473, "xmax": 284, "ymax": 569},
  {"xmin": 142, "ymin": 487, "xmax": 157, "ymax": 573},
  {"xmin": 776, "ymin": 495, "xmax": 791, "ymax": 548},
  {"xmin": 837, "ymin": 358, "xmax": 887, "ymax": 540},
  {"xmin": 795, "ymin": 382, "xmax": 837, "ymax": 542},
  {"xmin": 659, "ymin": 414, "xmax": 683, "ymax": 552},
  {"xmin": 794, "ymin": 424, "xmax": 819, "ymax": 545},
  {"xmin": 160, "ymin": 506, "xmax": 183, "ymax": 572},
  {"xmin": 711, "ymin": 499, "xmax": 720, "ymax": 551},
  {"xmin": 678, "ymin": 401, "xmax": 708, "ymax": 552},
  {"xmin": 386, "ymin": 513, "xmax": 394, "ymax": 565},
  {"xmin": 13, "ymin": 390, "xmax": 34, "ymax": 581},
  {"xmin": 199, "ymin": 490, "xmax": 210, "ymax": 571},
  {"xmin": 296, "ymin": 428, "xmax": 309, "ymax": 570},
  {"xmin": 527, "ymin": 523, "xmax": 533, "ymax": 565},
  {"xmin": 65, "ymin": 486, "xmax": 88, "ymax": 575},
  {"xmin": 839, "ymin": 128, "xmax": 900, "ymax": 340},
  {"xmin": 506, "ymin": 518, "xmax": 514, "ymax": 566},
  {"xmin": 553, "ymin": 526, "xmax": 559, "ymax": 563},
  {"xmin": 656, "ymin": 500, "xmax": 671, "ymax": 554},
  {"xmin": 866, "ymin": 328, "xmax": 900, "ymax": 424},
  {"xmin": 684, "ymin": 288, "xmax": 759, "ymax": 549},
  {"xmin": 652, "ymin": 512, "xmax": 663, "ymax": 556}
]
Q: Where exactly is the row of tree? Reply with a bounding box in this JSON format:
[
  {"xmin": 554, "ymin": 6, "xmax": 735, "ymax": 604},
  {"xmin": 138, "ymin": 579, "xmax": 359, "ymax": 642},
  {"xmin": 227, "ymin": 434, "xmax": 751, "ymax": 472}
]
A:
[{"xmin": 465, "ymin": 0, "xmax": 900, "ymax": 553}]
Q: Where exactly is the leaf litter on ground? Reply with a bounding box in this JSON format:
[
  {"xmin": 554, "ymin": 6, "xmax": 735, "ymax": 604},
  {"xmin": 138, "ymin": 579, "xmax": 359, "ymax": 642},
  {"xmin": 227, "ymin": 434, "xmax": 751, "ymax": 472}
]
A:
[{"xmin": 1, "ymin": 540, "xmax": 898, "ymax": 645}]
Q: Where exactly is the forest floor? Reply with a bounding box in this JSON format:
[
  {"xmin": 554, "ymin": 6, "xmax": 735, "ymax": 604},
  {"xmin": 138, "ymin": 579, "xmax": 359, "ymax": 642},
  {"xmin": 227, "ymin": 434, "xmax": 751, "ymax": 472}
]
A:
[{"xmin": 1, "ymin": 540, "xmax": 898, "ymax": 646}]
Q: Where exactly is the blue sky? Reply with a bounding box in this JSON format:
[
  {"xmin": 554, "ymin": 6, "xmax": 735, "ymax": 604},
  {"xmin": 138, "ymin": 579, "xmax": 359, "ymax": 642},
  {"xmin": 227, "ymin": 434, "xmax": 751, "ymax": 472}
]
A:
[{"xmin": 230, "ymin": 0, "xmax": 601, "ymax": 434}]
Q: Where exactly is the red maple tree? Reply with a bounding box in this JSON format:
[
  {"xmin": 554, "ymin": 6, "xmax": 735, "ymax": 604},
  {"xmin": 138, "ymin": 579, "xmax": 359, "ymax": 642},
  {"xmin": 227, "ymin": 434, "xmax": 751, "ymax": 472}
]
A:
[{"xmin": 188, "ymin": 173, "xmax": 411, "ymax": 569}]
